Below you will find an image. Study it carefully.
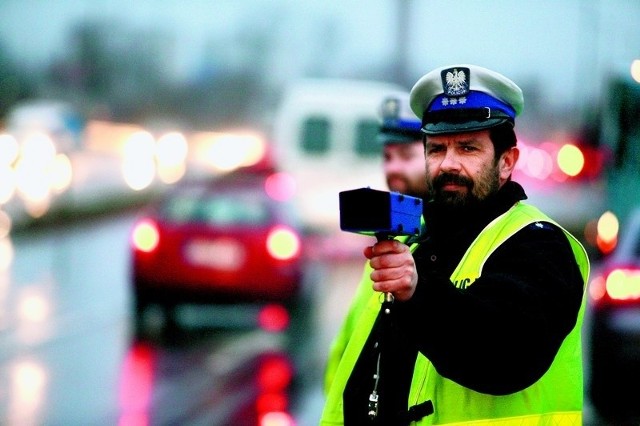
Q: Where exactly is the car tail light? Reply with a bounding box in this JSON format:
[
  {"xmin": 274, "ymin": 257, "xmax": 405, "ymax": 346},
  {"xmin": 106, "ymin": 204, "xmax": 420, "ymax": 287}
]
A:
[
  {"xmin": 264, "ymin": 172, "xmax": 296, "ymax": 202},
  {"xmin": 257, "ymin": 354, "xmax": 294, "ymax": 393},
  {"xmin": 118, "ymin": 342, "xmax": 156, "ymax": 425},
  {"xmin": 256, "ymin": 353, "xmax": 295, "ymax": 426},
  {"xmin": 258, "ymin": 304, "xmax": 290, "ymax": 332},
  {"xmin": 259, "ymin": 410, "xmax": 295, "ymax": 426},
  {"xmin": 556, "ymin": 144, "xmax": 585, "ymax": 177},
  {"xmin": 131, "ymin": 219, "xmax": 160, "ymax": 253},
  {"xmin": 266, "ymin": 226, "xmax": 301, "ymax": 260},
  {"xmin": 594, "ymin": 211, "xmax": 619, "ymax": 255},
  {"xmin": 590, "ymin": 267, "xmax": 640, "ymax": 304}
]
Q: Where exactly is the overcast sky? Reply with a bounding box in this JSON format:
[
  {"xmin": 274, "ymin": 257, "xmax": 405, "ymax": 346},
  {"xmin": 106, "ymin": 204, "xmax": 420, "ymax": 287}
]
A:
[{"xmin": 1, "ymin": 0, "xmax": 638, "ymax": 111}]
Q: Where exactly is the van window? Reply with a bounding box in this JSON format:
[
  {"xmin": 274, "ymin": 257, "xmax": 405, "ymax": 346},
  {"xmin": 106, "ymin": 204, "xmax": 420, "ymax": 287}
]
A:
[
  {"xmin": 354, "ymin": 118, "xmax": 382, "ymax": 157},
  {"xmin": 301, "ymin": 116, "xmax": 331, "ymax": 154}
]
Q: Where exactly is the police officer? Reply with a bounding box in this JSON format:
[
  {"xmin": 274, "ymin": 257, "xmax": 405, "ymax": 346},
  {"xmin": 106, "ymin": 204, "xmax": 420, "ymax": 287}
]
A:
[
  {"xmin": 321, "ymin": 64, "xmax": 590, "ymax": 425},
  {"xmin": 377, "ymin": 92, "xmax": 428, "ymax": 199}
]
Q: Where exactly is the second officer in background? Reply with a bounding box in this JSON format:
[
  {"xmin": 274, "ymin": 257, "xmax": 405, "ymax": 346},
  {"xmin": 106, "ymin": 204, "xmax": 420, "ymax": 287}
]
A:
[{"xmin": 323, "ymin": 91, "xmax": 426, "ymax": 396}]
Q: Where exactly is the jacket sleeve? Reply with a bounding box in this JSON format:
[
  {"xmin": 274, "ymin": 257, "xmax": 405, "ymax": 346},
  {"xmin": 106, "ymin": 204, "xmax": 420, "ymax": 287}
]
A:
[{"xmin": 401, "ymin": 222, "xmax": 585, "ymax": 395}]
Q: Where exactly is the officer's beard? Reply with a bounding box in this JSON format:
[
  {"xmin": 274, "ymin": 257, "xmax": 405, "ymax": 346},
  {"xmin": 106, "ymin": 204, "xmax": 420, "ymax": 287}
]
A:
[{"xmin": 427, "ymin": 165, "xmax": 500, "ymax": 210}]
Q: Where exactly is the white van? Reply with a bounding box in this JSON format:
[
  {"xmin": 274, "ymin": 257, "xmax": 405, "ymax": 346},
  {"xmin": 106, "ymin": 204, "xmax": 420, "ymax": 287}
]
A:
[{"xmin": 271, "ymin": 78, "xmax": 406, "ymax": 237}]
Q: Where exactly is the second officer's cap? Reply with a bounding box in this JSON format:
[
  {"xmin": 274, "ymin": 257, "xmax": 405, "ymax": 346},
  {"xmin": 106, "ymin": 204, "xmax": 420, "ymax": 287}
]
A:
[
  {"xmin": 410, "ymin": 64, "xmax": 524, "ymax": 135},
  {"xmin": 377, "ymin": 92, "xmax": 423, "ymax": 145}
]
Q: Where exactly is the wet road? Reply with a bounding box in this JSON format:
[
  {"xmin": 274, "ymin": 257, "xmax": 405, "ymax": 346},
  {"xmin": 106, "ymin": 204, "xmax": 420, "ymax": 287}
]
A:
[
  {"xmin": 0, "ymin": 210, "xmax": 368, "ymax": 425},
  {"xmin": 0, "ymin": 209, "xmax": 625, "ymax": 425}
]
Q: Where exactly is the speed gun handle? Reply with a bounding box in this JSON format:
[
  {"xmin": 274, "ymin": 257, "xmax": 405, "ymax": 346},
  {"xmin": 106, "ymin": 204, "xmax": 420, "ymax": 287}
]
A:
[
  {"xmin": 338, "ymin": 187, "xmax": 423, "ymax": 304},
  {"xmin": 375, "ymin": 233, "xmax": 396, "ymax": 305}
]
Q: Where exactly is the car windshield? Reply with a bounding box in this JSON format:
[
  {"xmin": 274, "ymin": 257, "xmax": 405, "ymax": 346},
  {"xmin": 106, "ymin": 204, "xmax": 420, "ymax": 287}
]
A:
[{"xmin": 161, "ymin": 191, "xmax": 270, "ymax": 226}]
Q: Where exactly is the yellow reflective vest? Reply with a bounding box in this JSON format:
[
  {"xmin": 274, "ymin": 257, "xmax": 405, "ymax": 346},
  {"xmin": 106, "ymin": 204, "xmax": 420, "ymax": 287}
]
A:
[{"xmin": 321, "ymin": 202, "xmax": 590, "ymax": 425}]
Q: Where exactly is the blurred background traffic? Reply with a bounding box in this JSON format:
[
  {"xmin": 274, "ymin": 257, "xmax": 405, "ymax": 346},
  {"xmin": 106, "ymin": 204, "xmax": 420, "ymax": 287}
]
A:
[{"xmin": 0, "ymin": 1, "xmax": 639, "ymax": 425}]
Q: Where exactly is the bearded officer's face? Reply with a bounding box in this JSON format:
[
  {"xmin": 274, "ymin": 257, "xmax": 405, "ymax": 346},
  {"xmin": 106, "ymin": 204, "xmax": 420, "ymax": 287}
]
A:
[{"xmin": 424, "ymin": 129, "xmax": 516, "ymax": 207}]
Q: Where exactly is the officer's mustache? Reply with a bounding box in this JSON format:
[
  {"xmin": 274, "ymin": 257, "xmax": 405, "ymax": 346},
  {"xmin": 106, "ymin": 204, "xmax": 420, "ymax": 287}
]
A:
[{"xmin": 433, "ymin": 173, "xmax": 473, "ymax": 190}]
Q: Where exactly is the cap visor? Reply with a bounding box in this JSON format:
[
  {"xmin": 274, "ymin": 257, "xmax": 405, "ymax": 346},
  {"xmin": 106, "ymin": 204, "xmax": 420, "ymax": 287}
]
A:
[
  {"xmin": 377, "ymin": 133, "xmax": 422, "ymax": 145},
  {"xmin": 421, "ymin": 118, "xmax": 509, "ymax": 135}
]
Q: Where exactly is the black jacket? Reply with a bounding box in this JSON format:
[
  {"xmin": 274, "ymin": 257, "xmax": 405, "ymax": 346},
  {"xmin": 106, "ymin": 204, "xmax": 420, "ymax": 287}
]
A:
[{"xmin": 344, "ymin": 181, "xmax": 585, "ymax": 425}]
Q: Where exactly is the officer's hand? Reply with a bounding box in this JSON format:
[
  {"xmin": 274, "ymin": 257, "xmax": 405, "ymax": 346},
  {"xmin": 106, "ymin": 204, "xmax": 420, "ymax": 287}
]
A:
[{"xmin": 364, "ymin": 239, "xmax": 417, "ymax": 302}]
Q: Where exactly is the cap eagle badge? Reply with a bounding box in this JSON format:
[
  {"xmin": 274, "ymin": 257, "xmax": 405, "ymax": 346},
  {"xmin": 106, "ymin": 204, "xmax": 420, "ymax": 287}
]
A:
[
  {"xmin": 381, "ymin": 97, "xmax": 401, "ymax": 121},
  {"xmin": 442, "ymin": 68, "xmax": 469, "ymax": 97}
]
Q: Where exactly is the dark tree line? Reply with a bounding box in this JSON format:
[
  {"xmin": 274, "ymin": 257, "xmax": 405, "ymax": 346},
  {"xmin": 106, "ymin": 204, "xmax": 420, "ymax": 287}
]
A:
[{"xmin": 3, "ymin": 19, "xmax": 269, "ymax": 131}]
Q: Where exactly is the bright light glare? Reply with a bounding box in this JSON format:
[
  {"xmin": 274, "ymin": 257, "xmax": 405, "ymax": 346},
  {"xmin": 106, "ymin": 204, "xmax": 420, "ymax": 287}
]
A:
[
  {"xmin": 514, "ymin": 142, "xmax": 529, "ymax": 171},
  {"xmin": 606, "ymin": 269, "xmax": 640, "ymax": 300},
  {"xmin": 22, "ymin": 133, "xmax": 56, "ymax": 164},
  {"xmin": 0, "ymin": 236, "xmax": 14, "ymax": 271},
  {"xmin": 0, "ymin": 166, "xmax": 16, "ymax": 204},
  {"xmin": 14, "ymin": 159, "xmax": 50, "ymax": 197},
  {"xmin": 157, "ymin": 162, "xmax": 186, "ymax": 185},
  {"xmin": 48, "ymin": 154, "xmax": 73, "ymax": 193},
  {"xmin": 14, "ymin": 158, "xmax": 52, "ymax": 217},
  {"xmin": 12, "ymin": 134, "xmax": 73, "ymax": 213},
  {"xmin": 18, "ymin": 292, "xmax": 50, "ymax": 323},
  {"xmin": 156, "ymin": 132, "xmax": 188, "ymax": 184},
  {"xmin": 0, "ymin": 134, "xmax": 19, "ymax": 165},
  {"xmin": 631, "ymin": 59, "xmax": 640, "ymax": 83},
  {"xmin": 118, "ymin": 342, "xmax": 155, "ymax": 422},
  {"xmin": 266, "ymin": 227, "xmax": 301, "ymax": 260},
  {"xmin": 597, "ymin": 211, "xmax": 619, "ymax": 243},
  {"xmin": 265, "ymin": 172, "xmax": 296, "ymax": 201},
  {"xmin": 557, "ymin": 144, "xmax": 584, "ymax": 177},
  {"xmin": 204, "ymin": 133, "xmax": 266, "ymax": 171},
  {"xmin": 13, "ymin": 360, "xmax": 46, "ymax": 393},
  {"xmin": 596, "ymin": 211, "xmax": 619, "ymax": 254},
  {"xmin": 123, "ymin": 131, "xmax": 155, "ymax": 158},
  {"xmin": 0, "ymin": 210, "xmax": 11, "ymax": 238},
  {"xmin": 132, "ymin": 221, "xmax": 160, "ymax": 253},
  {"xmin": 122, "ymin": 131, "xmax": 157, "ymax": 190},
  {"xmin": 122, "ymin": 156, "xmax": 155, "ymax": 191},
  {"xmin": 258, "ymin": 304, "xmax": 290, "ymax": 332},
  {"xmin": 589, "ymin": 275, "xmax": 606, "ymax": 301},
  {"xmin": 260, "ymin": 411, "xmax": 295, "ymax": 426},
  {"xmin": 523, "ymin": 147, "xmax": 553, "ymax": 180},
  {"xmin": 23, "ymin": 197, "xmax": 51, "ymax": 219},
  {"xmin": 156, "ymin": 132, "xmax": 188, "ymax": 166},
  {"xmin": 10, "ymin": 360, "xmax": 47, "ymax": 421}
]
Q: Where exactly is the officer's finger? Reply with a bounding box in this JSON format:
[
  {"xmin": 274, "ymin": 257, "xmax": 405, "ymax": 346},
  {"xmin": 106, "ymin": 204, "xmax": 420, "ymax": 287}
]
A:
[
  {"xmin": 370, "ymin": 239, "xmax": 406, "ymax": 256},
  {"xmin": 364, "ymin": 244, "xmax": 392, "ymax": 261}
]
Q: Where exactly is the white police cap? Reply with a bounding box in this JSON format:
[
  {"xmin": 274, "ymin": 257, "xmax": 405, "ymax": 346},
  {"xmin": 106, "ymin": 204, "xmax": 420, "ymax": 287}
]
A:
[
  {"xmin": 377, "ymin": 92, "xmax": 423, "ymax": 145},
  {"xmin": 410, "ymin": 64, "xmax": 524, "ymax": 135}
]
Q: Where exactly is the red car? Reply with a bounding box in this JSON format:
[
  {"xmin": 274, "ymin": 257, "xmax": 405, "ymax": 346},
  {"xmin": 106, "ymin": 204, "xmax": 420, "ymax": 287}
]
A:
[{"xmin": 129, "ymin": 171, "xmax": 304, "ymax": 330}]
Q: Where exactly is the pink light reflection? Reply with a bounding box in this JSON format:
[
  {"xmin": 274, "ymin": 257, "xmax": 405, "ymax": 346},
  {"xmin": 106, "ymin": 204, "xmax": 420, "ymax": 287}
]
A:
[{"xmin": 118, "ymin": 341, "xmax": 156, "ymax": 426}]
